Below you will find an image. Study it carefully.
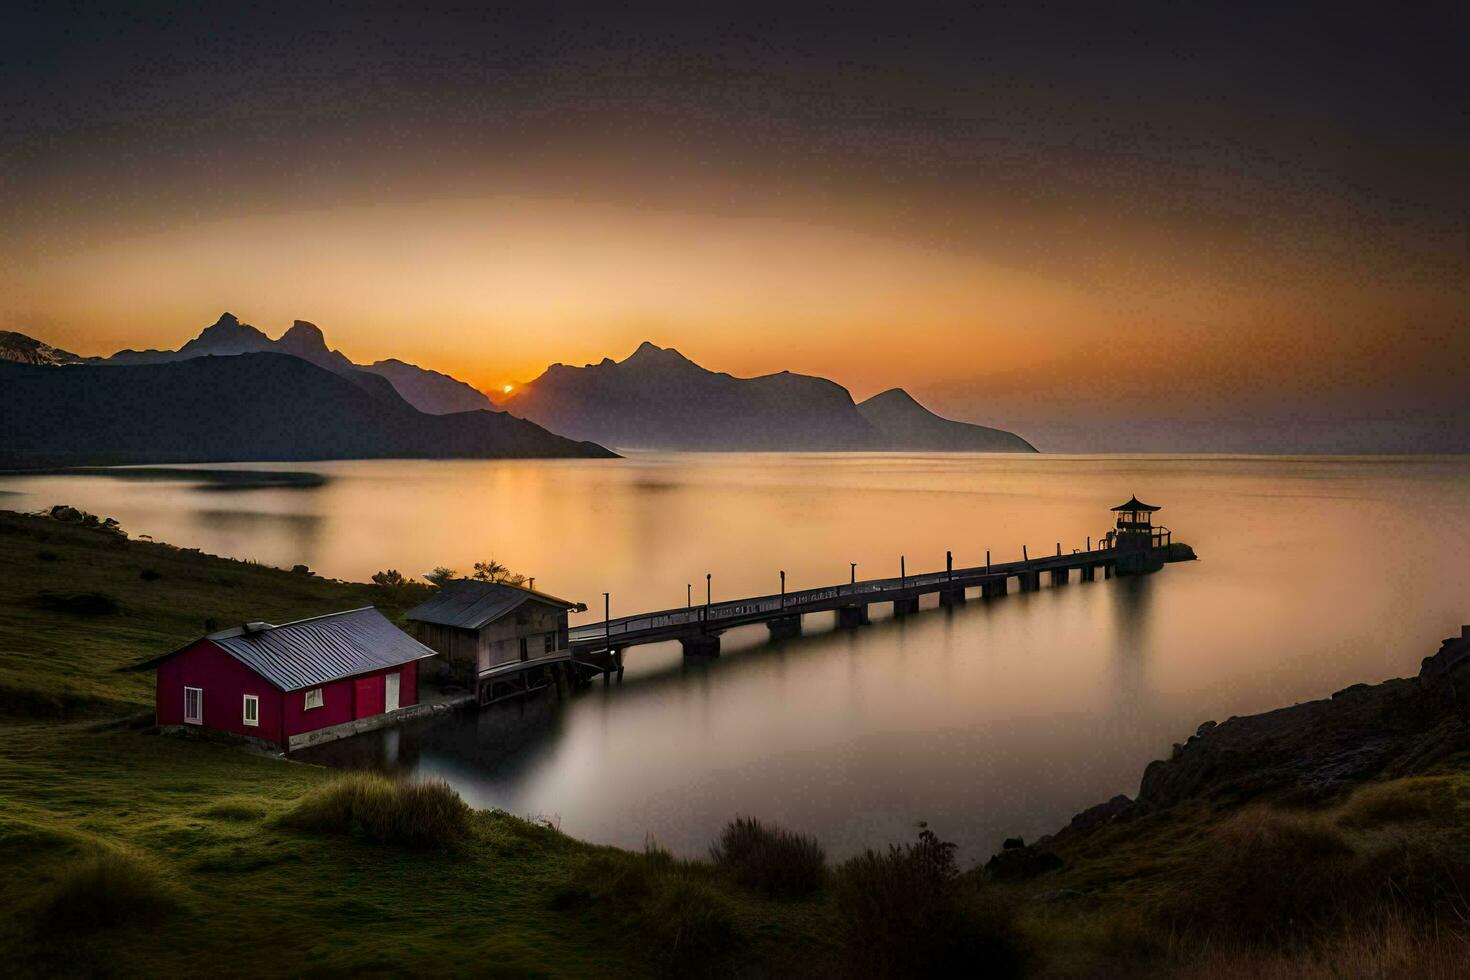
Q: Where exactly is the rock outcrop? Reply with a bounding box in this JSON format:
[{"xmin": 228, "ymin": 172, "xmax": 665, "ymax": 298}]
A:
[
  {"xmin": 987, "ymin": 626, "xmax": 1470, "ymax": 874},
  {"xmin": 0, "ymin": 331, "xmax": 82, "ymax": 365}
]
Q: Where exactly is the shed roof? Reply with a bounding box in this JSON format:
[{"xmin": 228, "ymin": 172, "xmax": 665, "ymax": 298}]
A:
[
  {"xmin": 126, "ymin": 607, "xmax": 437, "ymax": 691},
  {"xmin": 404, "ymin": 579, "xmax": 581, "ymax": 630},
  {"xmin": 1111, "ymin": 495, "xmax": 1161, "ymax": 512}
]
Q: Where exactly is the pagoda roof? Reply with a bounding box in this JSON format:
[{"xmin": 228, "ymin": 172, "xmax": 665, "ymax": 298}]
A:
[{"xmin": 1111, "ymin": 495, "xmax": 1161, "ymax": 512}]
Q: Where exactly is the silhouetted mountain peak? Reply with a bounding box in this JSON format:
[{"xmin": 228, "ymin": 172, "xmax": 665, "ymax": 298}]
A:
[
  {"xmin": 864, "ymin": 388, "xmax": 923, "ymax": 409},
  {"xmin": 279, "ymin": 319, "xmax": 328, "ymax": 353},
  {"xmin": 857, "ymin": 387, "xmax": 1037, "ymax": 452},
  {"xmin": 181, "ymin": 312, "xmax": 271, "ymax": 354},
  {"xmin": 623, "ymin": 341, "xmax": 695, "ymax": 368}
]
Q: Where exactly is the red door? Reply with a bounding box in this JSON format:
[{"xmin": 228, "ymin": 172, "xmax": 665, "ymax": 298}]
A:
[{"xmin": 354, "ymin": 675, "xmax": 385, "ymax": 719}]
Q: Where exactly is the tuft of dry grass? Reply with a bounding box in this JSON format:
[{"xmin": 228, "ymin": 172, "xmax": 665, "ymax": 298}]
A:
[
  {"xmin": 1338, "ymin": 776, "xmax": 1461, "ymax": 829},
  {"xmin": 1166, "ymin": 808, "xmax": 1355, "ymax": 944},
  {"xmin": 709, "ymin": 816, "xmax": 826, "ymax": 898},
  {"xmin": 1173, "ymin": 913, "xmax": 1470, "ymax": 979},
  {"xmin": 834, "ymin": 826, "xmax": 1029, "ymax": 978},
  {"xmin": 28, "ymin": 850, "xmax": 178, "ymax": 935},
  {"xmin": 553, "ymin": 846, "xmax": 740, "ymax": 976},
  {"xmin": 276, "ymin": 773, "xmax": 471, "ymax": 849}
]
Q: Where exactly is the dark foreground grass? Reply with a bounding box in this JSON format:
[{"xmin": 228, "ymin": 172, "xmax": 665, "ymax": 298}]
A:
[
  {"xmin": 710, "ymin": 815, "xmax": 827, "ymax": 898},
  {"xmin": 554, "ymin": 847, "xmax": 743, "ymax": 975},
  {"xmin": 28, "ymin": 849, "xmax": 179, "ymax": 935},
  {"xmin": 835, "ymin": 826, "xmax": 1030, "ymax": 979}
]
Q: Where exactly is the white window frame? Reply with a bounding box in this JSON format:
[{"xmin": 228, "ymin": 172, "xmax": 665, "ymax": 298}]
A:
[
  {"xmin": 183, "ymin": 686, "xmax": 203, "ymax": 725},
  {"xmin": 303, "ymin": 687, "xmax": 324, "ymax": 710},
  {"xmin": 242, "ymin": 694, "xmax": 259, "ymax": 727}
]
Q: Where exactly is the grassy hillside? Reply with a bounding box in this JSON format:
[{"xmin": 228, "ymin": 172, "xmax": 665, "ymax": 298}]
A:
[
  {"xmin": 3, "ymin": 507, "xmax": 1469, "ymax": 977},
  {"xmin": 0, "ymin": 508, "xmax": 422, "ymax": 718}
]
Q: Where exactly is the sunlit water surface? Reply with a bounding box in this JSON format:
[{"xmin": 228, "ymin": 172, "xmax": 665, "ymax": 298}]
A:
[{"xmin": 6, "ymin": 454, "xmax": 1468, "ymax": 860}]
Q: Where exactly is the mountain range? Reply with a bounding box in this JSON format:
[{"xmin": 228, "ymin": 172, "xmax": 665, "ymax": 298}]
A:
[
  {"xmin": 0, "ymin": 354, "xmax": 613, "ymax": 468},
  {"xmin": 105, "ymin": 313, "xmax": 492, "ymax": 415},
  {"xmin": 501, "ymin": 342, "xmax": 1036, "ymax": 452},
  {"xmin": 0, "ymin": 316, "xmax": 1036, "ymax": 458}
]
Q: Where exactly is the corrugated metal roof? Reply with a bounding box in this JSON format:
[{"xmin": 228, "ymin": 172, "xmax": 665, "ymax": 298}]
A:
[
  {"xmin": 404, "ymin": 579, "xmax": 579, "ymax": 630},
  {"xmin": 205, "ymin": 607, "xmax": 437, "ymax": 691}
]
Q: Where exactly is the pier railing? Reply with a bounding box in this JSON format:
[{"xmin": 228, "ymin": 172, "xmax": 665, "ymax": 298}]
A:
[{"xmin": 569, "ymin": 545, "xmax": 1128, "ymax": 648}]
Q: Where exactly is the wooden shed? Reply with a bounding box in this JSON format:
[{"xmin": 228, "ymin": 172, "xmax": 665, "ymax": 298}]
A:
[{"xmin": 404, "ymin": 580, "xmax": 584, "ymax": 702}]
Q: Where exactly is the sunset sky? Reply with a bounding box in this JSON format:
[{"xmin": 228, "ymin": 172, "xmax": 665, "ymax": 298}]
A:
[{"xmin": 4, "ymin": 3, "xmax": 1466, "ymax": 451}]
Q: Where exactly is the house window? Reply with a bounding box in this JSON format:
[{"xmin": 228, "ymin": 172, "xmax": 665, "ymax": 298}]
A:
[
  {"xmin": 304, "ymin": 688, "xmax": 324, "ymax": 710},
  {"xmin": 519, "ymin": 636, "xmax": 528, "ymax": 661},
  {"xmin": 543, "ymin": 633, "xmax": 555, "ymax": 655},
  {"xmin": 183, "ymin": 686, "xmax": 203, "ymax": 724},
  {"xmin": 242, "ymin": 694, "xmax": 259, "ymax": 727}
]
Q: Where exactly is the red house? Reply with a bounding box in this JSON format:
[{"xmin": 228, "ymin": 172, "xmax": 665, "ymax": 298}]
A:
[{"xmin": 131, "ymin": 607, "xmax": 437, "ymax": 750}]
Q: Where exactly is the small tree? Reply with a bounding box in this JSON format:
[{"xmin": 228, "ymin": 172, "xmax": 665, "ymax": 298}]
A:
[
  {"xmin": 372, "ymin": 569, "xmax": 407, "ymax": 588},
  {"xmin": 425, "ymin": 566, "xmax": 456, "ymax": 587},
  {"xmin": 472, "ymin": 559, "xmax": 527, "ymax": 588}
]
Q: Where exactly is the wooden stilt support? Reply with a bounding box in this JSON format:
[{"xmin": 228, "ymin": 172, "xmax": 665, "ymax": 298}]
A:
[
  {"xmin": 767, "ymin": 615, "xmax": 801, "ymax": 639},
  {"xmin": 681, "ymin": 634, "xmax": 721, "ymax": 657}
]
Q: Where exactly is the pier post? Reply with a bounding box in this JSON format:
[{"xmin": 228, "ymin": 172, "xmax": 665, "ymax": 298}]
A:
[
  {"xmin": 1081, "ymin": 565, "xmax": 1096, "ymax": 582},
  {"xmin": 768, "ymin": 614, "xmax": 801, "ymax": 640},
  {"xmin": 837, "ymin": 604, "xmax": 870, "ymax": 628},
  {"xmin": 946, "ymin": 551, "xmax": 953, "ymax": 580},
  {"xmin": 940, "ymin": 586, "xmax": 966, "ymax": 607},
  {"xmin": 986, "ymin": 550, "xmax": 990, "ymax": 573},
  {"xmin": 681, "ymin": 633, "xmax": 721, "ymax": 657},
  {"xmin": 982, "ymin": 578, "xmax": 1007, "ymax": 598},
  {"xmin": 893, "ymin": 595, "xmax": 919, "ymax": 616},
  {"xmin": 1050, "ymin": 568, "xmax": 1069, "ymax": 586},
  {"xmin": 1104, "ymin": 563, "xmax": 1114, "ymax": 579},
  {"xmin": 1023, "ymin": 545, "xmax": 1028, "ymax": 561},
  {"xmin": 1017, "ymin": 571, "xmax": 1040, "ymax": 593}
]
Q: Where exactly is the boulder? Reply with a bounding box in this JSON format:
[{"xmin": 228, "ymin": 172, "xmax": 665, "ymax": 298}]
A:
[
  {"xmin": 985, "ymin": 843, "xmax": 1063, "ymax": 880},
  {"xmin": 1418, "ymin": 629, "xmax": 1470, "ymax": 692},
  {"xmin": 1067, "ymin": 794, "xmax": 1133, "ymax": 835}
]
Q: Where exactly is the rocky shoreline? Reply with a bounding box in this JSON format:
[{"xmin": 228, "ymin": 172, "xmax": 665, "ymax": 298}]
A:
[{"xmin": 988, "ymin": 625, "xmax": 1470, "ymax": 877}]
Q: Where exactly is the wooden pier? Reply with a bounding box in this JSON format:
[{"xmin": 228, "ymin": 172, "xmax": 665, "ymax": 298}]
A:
[{"xmin": 570, "ymin": 500, "xmax": 1192, "ymax": 660}]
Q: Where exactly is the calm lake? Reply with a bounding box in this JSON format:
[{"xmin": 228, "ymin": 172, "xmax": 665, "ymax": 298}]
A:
[{"xmin": 6, "ymin": 454, "xmax": 1469, "ymax": 860}]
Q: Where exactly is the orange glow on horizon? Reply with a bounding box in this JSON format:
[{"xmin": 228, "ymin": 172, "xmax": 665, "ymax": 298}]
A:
[{"xmin": 2, "ymin": 192, "xmax": 1462, "ymax": 423}]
